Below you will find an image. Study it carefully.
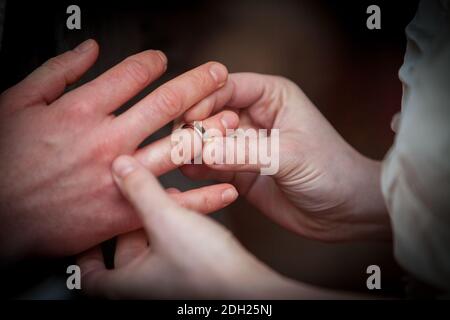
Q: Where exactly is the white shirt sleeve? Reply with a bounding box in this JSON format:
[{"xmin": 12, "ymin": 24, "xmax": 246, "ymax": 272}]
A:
[{"xmin": 382, "ymin": 0, "xmax": 450, "ymax": 293}]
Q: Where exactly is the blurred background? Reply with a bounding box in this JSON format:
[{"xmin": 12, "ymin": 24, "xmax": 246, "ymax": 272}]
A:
[{"xmin": 0, "ymin": 0, "xmax": 419, "ymax": 298}]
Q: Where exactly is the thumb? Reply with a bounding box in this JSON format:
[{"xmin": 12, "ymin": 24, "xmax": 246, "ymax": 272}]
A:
[{"xmin": 111, "ymin": 155, "xmax": 180, "ymax": 238}]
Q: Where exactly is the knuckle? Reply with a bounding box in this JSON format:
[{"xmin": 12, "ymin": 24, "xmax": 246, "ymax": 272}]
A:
[
  {"xmin": 142, "ymin": 50, "xmax": 167, "ymax": 71},
  {"xmin": 90, "ymin": 140, "xmax": 116, "ymax": 164},
  {"xmin": 67, "ymin": 99, "xmax": 93, "ymax": 118},
  {"xmin": 123, "ymin": 58, "xmax": 151, "ymax": 87},
  {"xmin": 44, "ymin": 56, "xmax": 66, "ymax": 72},
  {"xmin": 43, "ymin": 54, "xmax": 78, "ymax": 83},
  {"xmin": 260, "ymin": 75, "xmax": 299, "ymax": 105},
  {"xmin": 154, "ymin": 86, "xmax": 183, "ymax": 118},
  {"xmin": 189, "ymin": 69, "xmax": 214, "ymax": 89},
  {"xmin": 269, "ymin": 75, "xmax": 296, "ymax": 89},
  {"xmin": 202, "ymin": 193, "xmax": 214, "ymax": 212}
]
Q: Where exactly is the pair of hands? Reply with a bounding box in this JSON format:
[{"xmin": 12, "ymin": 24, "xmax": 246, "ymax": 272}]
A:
[{"xmin": 0, "ymin": 39, "xmax": 389, "ymax": 298}]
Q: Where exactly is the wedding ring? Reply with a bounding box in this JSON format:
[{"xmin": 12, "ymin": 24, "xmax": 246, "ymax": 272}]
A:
[{"xmin": 180, "ymin": 121, "xmax": 206, "ymax": 142}]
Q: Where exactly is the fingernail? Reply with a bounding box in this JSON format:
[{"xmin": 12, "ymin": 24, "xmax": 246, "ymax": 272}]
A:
[
  {"xmin": 74, "ymin": 39, "xmax": 95, "ymax": 53},
  {"xmin": 222, "ymin": 188, "xmax": 238, "ymax": 204},
  {"xmin": 209, "ymin": 63, "xmax": 227, "ymax": 86},
  {"xmin": 220, "ymin": 112, "xmax": 236, "ymax": 129},
  {"xmin": 113, "ymin": 156, "xmax": 135, "ymax": 178},
  {"xmin": 156, "ymin": 50, "xmax": 167, "ymax": 66}
]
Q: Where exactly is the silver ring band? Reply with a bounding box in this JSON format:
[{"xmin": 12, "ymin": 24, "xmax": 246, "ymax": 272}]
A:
[{"xmin": 180, "ymin": 121, "xmax": 206, "ymax": 141}]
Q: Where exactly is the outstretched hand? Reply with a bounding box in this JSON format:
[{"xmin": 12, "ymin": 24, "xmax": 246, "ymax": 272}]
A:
[{"xmin": 0, "ymin": 39, "xmax": 239, "ymax": 259}]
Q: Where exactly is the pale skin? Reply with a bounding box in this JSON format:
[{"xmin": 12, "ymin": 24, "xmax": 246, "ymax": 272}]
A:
[
  {"xmin": 79, "ymin": 155, "xmax": 363, "ymax": 299},
  {"xmin": 182, "ymin": 73, "xmax": 392, "ymax": 242},
  {"xmin": 78, "ymin": 75, "xmax": 391, "ymax": 298},
  {"xmin": 0, "ymin": 39, "xmax": 240, "ymax": 260},
  {"xmin": 1, "ymin": 39, "xmax": 391, "ymax": 298}
]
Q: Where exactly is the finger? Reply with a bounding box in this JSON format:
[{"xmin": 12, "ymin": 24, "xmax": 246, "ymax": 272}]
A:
[
  {"xmin": 60, "ymin": 49, "xmax": 167, "ymax": 115},
  {"xmin": 134, "ymin": 110, "xmax": 239, "ymax": 176},
  {"xmin": 78, "ymin": 245, "xmax": 105, "ymax": 276},
  {"xmin": 226, "ymin": 73, "xmax": 274, "ymax": 109},
  {"xmin": 111, "ymin": 155, "xmax": 180, "ymax": 238},
  {"xmin": 4, "ymin": 39, "xmax": 99, "ymax": 108},
  {"xmin": 183, "ymin": 73, "xmax": 282, "ymax": 129},
  {"xmin": 114, "ymin": 183, "xmax": 232, "ymax": 268},
  {"xmin": 180, "ymin": 164, "xmax": 260, "ymax": 199},
  {"xmin": 203, "ymin": 134, "xmax": 279, "ymax": 175},
  {"xmin": 179, "ymin": 164, "xmax": 235, "ymax": 183},
  {"xmin": 114, "ymin": 229, "xmax": 148, "ymax": 268},
  {"xmin": 166, "ymin": 187, "xmax": 181, "ymax": 194},
  {"xmin": 169, "ymin": 184, "xmax": 238, "ymax": 214},
  {"xmin": 183, "ymin": 79, "xmax": 234, "ymax": 122},
  {"xmin": 77, "ymin": 245, "xmax": 113, "ymax": 297},
  {"xmin": 112, "ymin": 62, "xmax": 228, "ymax": 150}
]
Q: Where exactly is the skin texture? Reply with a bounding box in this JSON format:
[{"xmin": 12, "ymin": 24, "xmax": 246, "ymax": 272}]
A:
[
  {"xmin": 1, "ymin": 40, "xmax": 390, "ymax": 298},
  {"xmin": 78, "ymin": 155, "xmax": 363, "ymax": 299},
  {"xmin": 0, "ymin": 39, "xmax": 240, "ymax": 260},
  {"xmin": 181, "ymin": 73, "xmax": 392, "ymax": 242},
  {"xmin": 78, "ymin": 73, "xmax": 390, "ymax": 299}
]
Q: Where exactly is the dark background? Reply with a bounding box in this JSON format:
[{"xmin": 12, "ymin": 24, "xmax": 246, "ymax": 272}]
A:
[{"xmin": 0, "ymin": 0, "xmax": 419, "ymax": 298}]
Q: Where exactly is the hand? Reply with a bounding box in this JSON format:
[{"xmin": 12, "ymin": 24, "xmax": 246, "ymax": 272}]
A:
[
  {"xmin": 0, "ymin": 39, "xmax": 239, "ymax": 260},
  {"xmin": 78, "ymin": 156, "xmax": 365, "ymax": 299},
  {"xmin": 180, "ymin": 73, "xmax": 391, "ymax": 241},
  {"xmin": 78, "ymin": 155, "xmax": 293, "ymax": 299}
]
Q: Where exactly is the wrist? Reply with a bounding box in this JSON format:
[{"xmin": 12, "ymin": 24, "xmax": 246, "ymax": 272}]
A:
[
  {"xmin": 219, "ymin": 258, "xmax": 306, "ymax": 299},
  {"xmin": 340, "ymin": 152, "xmax": 392, "ymax": 240},
  {"xmin": 225, "ymin": 266, "xmax": 353, "ymax": 299}
]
